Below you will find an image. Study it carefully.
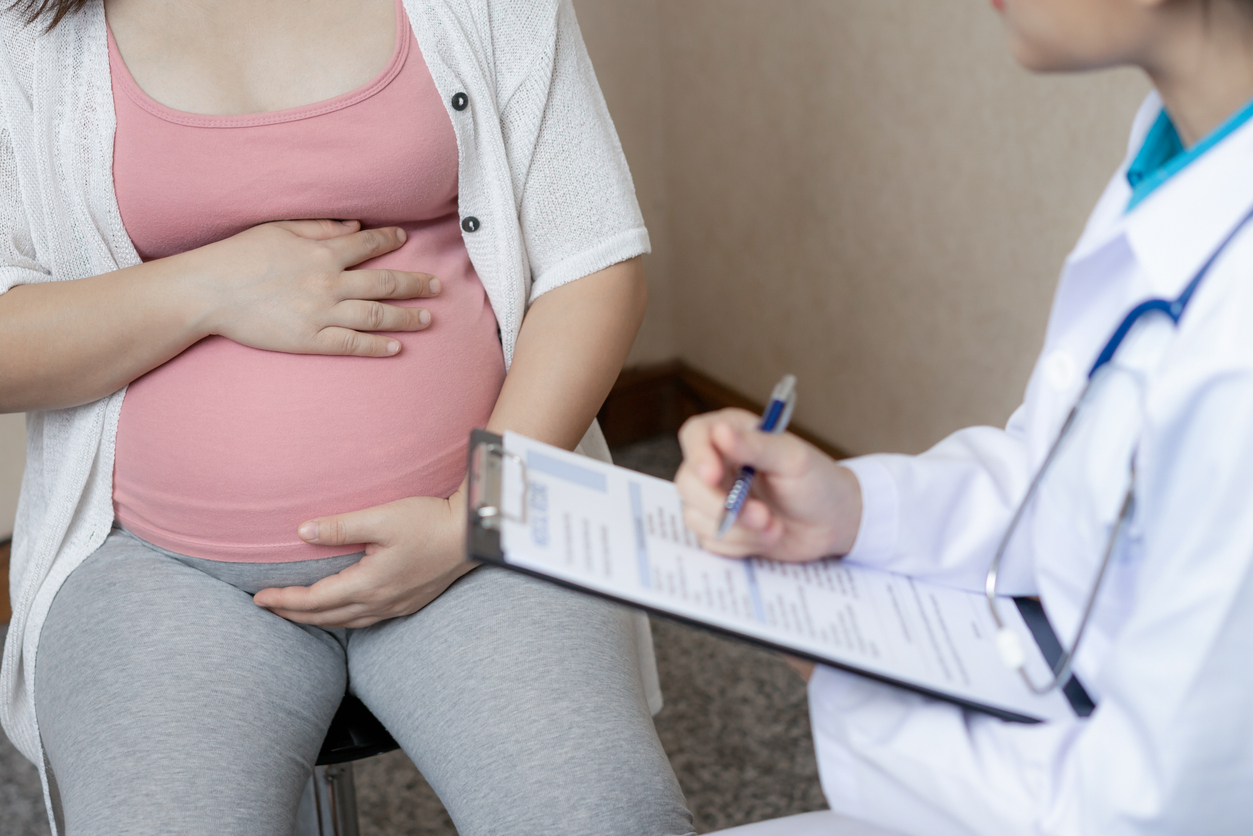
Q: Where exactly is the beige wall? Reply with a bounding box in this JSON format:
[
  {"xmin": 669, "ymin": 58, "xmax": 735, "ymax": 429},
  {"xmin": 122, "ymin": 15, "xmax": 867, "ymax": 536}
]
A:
[
  {"xmin": 0, "ymin": 413, "xmax": 23, "ymax": 539},
  {"xmin": 582, "ymin": 0, "xmax": 1149, "ymax": 455},
  {"xmin": 575, "ymin": 0, "xmax": 675, "ymax": 366}
]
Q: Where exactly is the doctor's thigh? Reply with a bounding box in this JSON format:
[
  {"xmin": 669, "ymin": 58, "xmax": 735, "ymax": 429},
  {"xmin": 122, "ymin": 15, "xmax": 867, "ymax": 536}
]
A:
[{"xmin": 708, "ymin": 810, "xmax": 904, "ymax": 835}]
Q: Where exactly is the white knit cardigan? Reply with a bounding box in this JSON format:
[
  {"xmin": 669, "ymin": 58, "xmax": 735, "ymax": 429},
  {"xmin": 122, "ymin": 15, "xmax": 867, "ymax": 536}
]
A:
[{"xmin": 0, "ymin": 0, "xmax": 660, "ymax": 809}]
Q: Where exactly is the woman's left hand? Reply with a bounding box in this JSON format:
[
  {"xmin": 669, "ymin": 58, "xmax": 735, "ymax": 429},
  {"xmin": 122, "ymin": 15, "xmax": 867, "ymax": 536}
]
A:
[
  {"xmin": 252, "ymin": 258, "xmax": 648, "ymax": 629},
  {"xmin": 252, "ymin": 489, "xmax": 475, "ymax": 628}
]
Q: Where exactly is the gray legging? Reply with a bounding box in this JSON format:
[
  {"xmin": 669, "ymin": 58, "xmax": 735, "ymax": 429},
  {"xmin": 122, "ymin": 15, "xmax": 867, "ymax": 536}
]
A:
[{"xmin": 36, "ymin": 529, "xmax": 693, "ymax": 836}]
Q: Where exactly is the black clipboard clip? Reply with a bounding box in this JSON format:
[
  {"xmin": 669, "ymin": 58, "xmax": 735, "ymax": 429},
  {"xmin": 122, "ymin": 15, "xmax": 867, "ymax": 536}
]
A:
[{"xmin": 467, "ymin": 431, "xmax": 528, "ymax": 532}]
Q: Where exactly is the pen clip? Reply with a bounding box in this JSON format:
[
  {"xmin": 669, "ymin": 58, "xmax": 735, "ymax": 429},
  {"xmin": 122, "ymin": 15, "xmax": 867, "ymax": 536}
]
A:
[
  {"xmin": 775, "ymin": 390, "xmax": 796, "ymax": 435},
  {"xmin": 766, "ymin": 374, "xmax": 797, "ymax": 434},
  {"xmin": 469, "ymin": 442, "xmax": 529, "ymax": 531}
]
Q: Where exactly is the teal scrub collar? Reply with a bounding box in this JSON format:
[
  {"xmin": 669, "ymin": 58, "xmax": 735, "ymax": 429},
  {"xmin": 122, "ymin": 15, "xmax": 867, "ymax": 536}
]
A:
[{"xmin": 1127, "ymin": 95, "xmax": 1253, "ymax": 211}]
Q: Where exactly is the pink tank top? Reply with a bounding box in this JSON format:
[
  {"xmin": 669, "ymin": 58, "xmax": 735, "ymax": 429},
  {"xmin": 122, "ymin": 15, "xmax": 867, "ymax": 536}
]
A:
[{"xmin": 110, "ymin": 0, "xmax": 506, "ymax": 562}]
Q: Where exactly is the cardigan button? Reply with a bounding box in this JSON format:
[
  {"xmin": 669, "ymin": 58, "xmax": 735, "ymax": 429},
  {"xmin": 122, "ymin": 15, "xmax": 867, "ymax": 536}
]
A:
[
  {"xmin": 451, "ymin": 92, "xmax": 469, "ymax": 111},
  {"xmin": 462, "ymin": 216, "xmax": 481, "ymax": 233}
]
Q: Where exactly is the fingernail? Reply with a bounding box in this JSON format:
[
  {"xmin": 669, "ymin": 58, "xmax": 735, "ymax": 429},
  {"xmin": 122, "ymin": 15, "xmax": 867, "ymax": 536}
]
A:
[
  {"xmin": 429, "ymin": 278, "xmax": 442, "ymax": 294},
  {"xmin": 387, "ymin": 340, "xmax": 401, "ymax": 354},
  {"xmin": 418, "ymin": 309, "xmax": 431, "ymax": 326},
  {"xmin": 299, "ymin": 522, "xmax": 318, "ymax": 542},
  {"xmin": 396, "ymin": 228, "xmax": 407, "ymax": 243}
]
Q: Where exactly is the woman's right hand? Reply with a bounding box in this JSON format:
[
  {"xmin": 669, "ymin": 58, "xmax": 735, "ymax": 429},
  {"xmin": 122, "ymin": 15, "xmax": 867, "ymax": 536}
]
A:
[
  {"xmin": 675, "ymin": 408, "xmax": 863, "ymax": 562},
  {"xmin": 182, "ymin": 219, "xmax": 439, "ymax": 357}
]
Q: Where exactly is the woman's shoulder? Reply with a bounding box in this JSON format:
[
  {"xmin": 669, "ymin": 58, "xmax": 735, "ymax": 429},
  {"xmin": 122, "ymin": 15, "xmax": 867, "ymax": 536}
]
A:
[
  {"xmin": 424, "ymin": 0, "xmax": 575, "ymax": 96},
  {"xmin": 436, "ymin": 0, "xmax": 569, "ymax": 58},
  {"xmin": 1, "ymin": 4, "xmax": 74, "ymax": 106},
  {"xmin": 0, "ymin": 7, "xmax": 39, "ymax": 79},
  {"xmin": 435, "ymin": 0, "xmax": 564, "ymax": 37},
  {"xmin": 479, "ymin": 0, "xmax": 564, "ymax": 25}
]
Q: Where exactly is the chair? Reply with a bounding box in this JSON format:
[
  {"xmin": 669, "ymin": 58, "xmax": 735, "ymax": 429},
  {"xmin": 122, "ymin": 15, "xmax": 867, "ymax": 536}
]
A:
[{"xmin": 293, "ymin": 693, "xmax": 400, "ymax": 836}]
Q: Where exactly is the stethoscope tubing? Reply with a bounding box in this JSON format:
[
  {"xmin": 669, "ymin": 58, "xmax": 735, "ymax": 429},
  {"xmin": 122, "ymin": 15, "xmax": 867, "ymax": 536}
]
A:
[{"xmin": 985, "ymin": 203, "xmax": 1253, "ymax": 694}]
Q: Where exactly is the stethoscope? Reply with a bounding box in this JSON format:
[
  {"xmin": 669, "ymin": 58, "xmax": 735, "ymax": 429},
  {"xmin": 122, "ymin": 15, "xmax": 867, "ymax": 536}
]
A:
[{"xmin": 985, "ymin": 206, "xmax": 1253, "ymax": 695}]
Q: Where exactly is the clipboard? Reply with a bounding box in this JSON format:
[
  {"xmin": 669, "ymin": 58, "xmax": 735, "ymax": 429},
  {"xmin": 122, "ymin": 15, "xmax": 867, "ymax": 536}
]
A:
[{"xmin": 466, "ymin": 429, "xmax": 1093, "ymax": 724}]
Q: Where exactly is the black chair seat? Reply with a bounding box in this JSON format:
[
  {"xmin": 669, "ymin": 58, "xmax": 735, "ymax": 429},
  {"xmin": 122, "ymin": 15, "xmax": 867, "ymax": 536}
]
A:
[{"xmin": 316, "ymin": 694, "xmax": 400, "ymax": 766}]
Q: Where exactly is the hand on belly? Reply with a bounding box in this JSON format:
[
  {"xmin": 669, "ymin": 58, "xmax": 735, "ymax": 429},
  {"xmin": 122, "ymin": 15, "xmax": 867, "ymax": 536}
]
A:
[
  {"xmin": 251, "ymin": 486, "xmax": 474, "ymax": 628},
  {"xmin": 113, "ymin": 243, "xmax": 506, "ymax": 562},
  {"xmin": 192, "ymin": 220, "xmax": 441, "ymax": 357}
]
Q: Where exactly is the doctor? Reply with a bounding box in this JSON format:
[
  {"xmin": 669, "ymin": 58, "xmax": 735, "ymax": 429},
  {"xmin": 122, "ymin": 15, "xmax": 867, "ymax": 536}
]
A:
[{"xmin": 677, "ymin": 0, "xmax": 1253, "ymax": 834}]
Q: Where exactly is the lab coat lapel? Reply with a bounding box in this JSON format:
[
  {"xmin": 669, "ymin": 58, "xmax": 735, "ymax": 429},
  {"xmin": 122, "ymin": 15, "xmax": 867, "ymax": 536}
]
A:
[
  {"xmin": 1124, "ymin": 114, "xmax": 1253, "ymax": 302},
  {"xmin": 1040, "ymin": 102, "xmax": 1253, "ymax": 389}
]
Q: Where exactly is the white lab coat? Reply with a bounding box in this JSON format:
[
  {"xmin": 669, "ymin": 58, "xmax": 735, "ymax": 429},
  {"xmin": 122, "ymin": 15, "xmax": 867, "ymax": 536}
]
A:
[{"xmin": 809, "ymin": 92, "xmax": 1253, "ymax": 835}]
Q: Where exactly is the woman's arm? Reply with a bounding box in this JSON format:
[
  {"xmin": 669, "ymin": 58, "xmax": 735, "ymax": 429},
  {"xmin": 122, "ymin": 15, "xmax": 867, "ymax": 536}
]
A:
[
  {"xmin": 485, "ymin": 257, "xmax": 645, "ymax": 446},
  {"xmin": 255, "ymin": 258, "xmax": 647, "ymax": 628},
  {"xmin": 0, "ymin": 220, "xmax": 438, "ymax": 413}
]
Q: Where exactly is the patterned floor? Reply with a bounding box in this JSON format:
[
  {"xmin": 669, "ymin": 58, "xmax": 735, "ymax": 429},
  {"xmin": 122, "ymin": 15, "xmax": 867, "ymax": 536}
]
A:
[{"xmin": 0, "ymin": 434, "xmax": 825, "ymax": 834}]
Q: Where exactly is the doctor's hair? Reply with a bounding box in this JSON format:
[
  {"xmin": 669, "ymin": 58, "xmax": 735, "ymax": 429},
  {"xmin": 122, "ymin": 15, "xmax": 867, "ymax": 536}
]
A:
[{"xmin": 9, "ymin": 0, "xmax": 86, "ymax": 31}]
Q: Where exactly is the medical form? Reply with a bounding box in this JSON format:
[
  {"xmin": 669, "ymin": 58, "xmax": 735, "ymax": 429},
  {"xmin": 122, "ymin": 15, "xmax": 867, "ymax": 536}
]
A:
[{"xmin": 469, "ymin": 430, "xmax": 1076, "ymax": 723}]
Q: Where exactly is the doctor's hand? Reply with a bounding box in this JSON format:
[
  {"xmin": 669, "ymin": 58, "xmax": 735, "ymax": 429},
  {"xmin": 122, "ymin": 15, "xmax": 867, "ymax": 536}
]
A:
[
  {"xmin": 676, "ymin": 409, "xmax": 862, "ymax": 562},
  {"xmin": 252, "ymin": 489, "xmax": 475, "ymax": 629}
]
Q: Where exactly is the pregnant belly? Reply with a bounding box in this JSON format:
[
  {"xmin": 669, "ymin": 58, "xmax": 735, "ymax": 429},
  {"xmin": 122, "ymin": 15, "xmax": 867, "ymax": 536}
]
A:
[{"xmin": 113, "ymin": 283, "xmax": 505, "ymax": 563}]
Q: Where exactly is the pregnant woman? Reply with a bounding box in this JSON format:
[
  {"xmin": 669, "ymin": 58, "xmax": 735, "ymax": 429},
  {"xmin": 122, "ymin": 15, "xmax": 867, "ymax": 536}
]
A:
[{"xmin": 0, "ymin": 0, "xmax": 693, "ymax": 833}]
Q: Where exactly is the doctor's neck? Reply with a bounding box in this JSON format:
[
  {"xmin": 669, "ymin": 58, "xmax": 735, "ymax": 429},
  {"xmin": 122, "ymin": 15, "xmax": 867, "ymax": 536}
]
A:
[
  {"xmin": 998, "ymin": 0, "xmax": 1253, "ymax": 147},
  {"xmin": 1142, "ymin": 1, "xmax": 1253, "ymax": 146}
]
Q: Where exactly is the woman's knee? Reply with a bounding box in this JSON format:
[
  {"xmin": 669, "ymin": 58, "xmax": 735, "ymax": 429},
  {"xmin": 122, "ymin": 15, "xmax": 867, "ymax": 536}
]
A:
[
  {"xmin": 35, "ymin": 532, "xmax": 348, "ymax": 835},
  {"xmin": 347, "ymin": 567, "xmax": 693, "ymax": 835}
]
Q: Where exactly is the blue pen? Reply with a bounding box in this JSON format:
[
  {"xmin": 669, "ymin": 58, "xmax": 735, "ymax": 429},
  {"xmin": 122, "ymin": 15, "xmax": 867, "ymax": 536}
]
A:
[{"xmin": 716, "ymin": 374, "xmax": 797, "ymax": 539}]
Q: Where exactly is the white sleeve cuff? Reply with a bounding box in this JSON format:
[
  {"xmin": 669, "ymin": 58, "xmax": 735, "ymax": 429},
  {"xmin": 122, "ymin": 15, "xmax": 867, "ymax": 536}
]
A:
[
  {"xmin": 840, "ymin": 456, "xmax": 899, "ymax": 564},
  {"xmin": 527, "ymin": 227, "xmax": 651, "ymax": 303}
]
